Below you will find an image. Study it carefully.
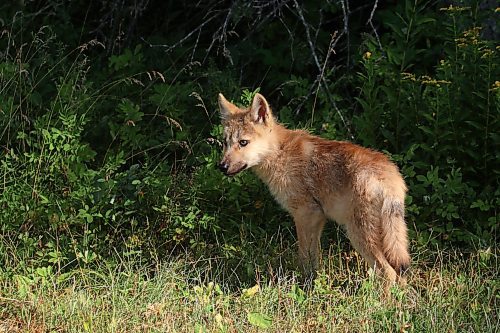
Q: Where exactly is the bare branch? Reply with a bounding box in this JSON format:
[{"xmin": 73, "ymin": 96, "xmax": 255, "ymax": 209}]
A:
[
  {"xmin": 292, "ymin": 0, "xmax": 354, "ymax": 139},
  {"xmin": 341, "ymin": 0, "xmax": 350, "ymax": 67},
  {"xmin": 190, "ymin": 28, "xmax": 202, "ymax": 63},
  {"xmin": 367, "ymin": 0, "xmax": 383, "ymax": 50},
  {"xmin": 204, "ymin": 3, "xmax": 237, "ymax": 65},
  {"xmin": 293, "ymin": 0, "xmax": 322, "ymax": 70},
  {"xmin": 278, "ymin": 16, "xmax": 295, "ymax": 63},
  {"xmin": 140, "ymin": 14, "xmax": 218, "ymax": 53},
  {"xmin": 241, "ymin": 1, "xmax": 291, "ymax": 43}
]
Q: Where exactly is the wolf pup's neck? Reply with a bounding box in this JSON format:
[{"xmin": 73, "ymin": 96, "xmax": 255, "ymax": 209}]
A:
[{"xmin": 251, "ymin": 124, "xmax": 301, "ymax": 181}]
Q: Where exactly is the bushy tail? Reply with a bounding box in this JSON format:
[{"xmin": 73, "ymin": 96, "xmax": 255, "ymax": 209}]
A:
[{"xmin": 381, "ymin": 199, "xmax": 410, "ymax": 275}]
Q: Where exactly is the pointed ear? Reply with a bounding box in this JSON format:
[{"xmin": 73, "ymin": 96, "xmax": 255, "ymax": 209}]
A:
[
  {"xmin": 250, "ymin": 93, "xmax": 272, "ymax": 124},
  {"xmin": 218, "ymin": 93, "xmax": 241, "ymax": 121}
]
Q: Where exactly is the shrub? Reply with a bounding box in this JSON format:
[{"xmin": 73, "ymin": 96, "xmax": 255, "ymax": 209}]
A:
[{"xmin": 350, "ymin": 2, "xmax": 499, "ymax": 245}]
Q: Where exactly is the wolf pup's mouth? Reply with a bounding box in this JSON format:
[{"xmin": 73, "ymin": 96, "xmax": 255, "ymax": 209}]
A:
[{"xmin": 225, "ymin": 164, "xmax": 248, "ymax": 176}]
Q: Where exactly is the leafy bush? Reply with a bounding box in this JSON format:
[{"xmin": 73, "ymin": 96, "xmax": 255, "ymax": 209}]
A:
[{"xmin": 350, "ymin": 2, "xmax": 499, "ymax": 244}]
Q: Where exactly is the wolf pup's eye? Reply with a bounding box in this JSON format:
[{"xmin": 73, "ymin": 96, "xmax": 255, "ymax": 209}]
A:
[{"xmin": 239, "ymin": 139, "xmax": 249, "ymax": 147}]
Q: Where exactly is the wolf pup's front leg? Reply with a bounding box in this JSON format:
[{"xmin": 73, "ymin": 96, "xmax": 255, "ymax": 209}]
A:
[{"xmin": 290, "ymin": 204, "xmax": 327, "ymax": 279}]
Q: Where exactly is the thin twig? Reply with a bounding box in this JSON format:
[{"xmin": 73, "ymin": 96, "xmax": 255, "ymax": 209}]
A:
[
  {"xmin": 314, "ymin": 8, "xmax": 324, "ymax": 44},
  {"xmin": 205, "ymin": 3, "xmax": 236, "ymax": 64},
  {"xmin": 293, "ymin": 0, "xmax": 322, "ymax": 71},
  {"xmin": 278, "ymin": 16, "xmax": 295, "ymax": 63},
  {"xmin": 241, "ymin": 1, "xmax": 291, "ymax": 43},
  {"xmin": 367, "ymin": 0, "xmax": 383, "ymax": 51},
  {"xmin": 341, "ymin": 0, "xmax": 350, "ymax": 67},
  {"xmin": 190, "ymin": 27, "xmax": 202, "ymax": 62},
  {"xmin": 311, "ymin": 31, "xmax": 338, "ymax": 123},
  {"xmin": 141, "ymin": 14, "xmax": 218, "ymax": 53},
  {"xmin": 293, "ymin": 0, "xmax": 354, "ymax": 139},
  {"xmin": 0, "ymin": 296, "xmax": 34, "ymax": 305}
]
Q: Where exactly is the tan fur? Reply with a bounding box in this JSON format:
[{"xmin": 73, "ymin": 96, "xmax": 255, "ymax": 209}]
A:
[{"xmin": 218, "ymin": 93, "xmax": 410, "ymax": 285}]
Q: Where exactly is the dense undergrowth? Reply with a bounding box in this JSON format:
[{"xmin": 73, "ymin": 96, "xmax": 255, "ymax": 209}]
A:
[{"xmin": 0, "ymin": 1, "xmax": 498, "ymax": 330}]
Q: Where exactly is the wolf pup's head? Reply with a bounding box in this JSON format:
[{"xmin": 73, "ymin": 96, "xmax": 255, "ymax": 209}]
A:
[{"xmin": 218, "ymin": 93, "xmax": 276, "ymax": 176}]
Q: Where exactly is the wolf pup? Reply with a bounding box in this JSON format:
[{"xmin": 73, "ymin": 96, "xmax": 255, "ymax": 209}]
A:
[{"xmin": 217, "ymin": 93, "xmax": 410, "ymax": 285}]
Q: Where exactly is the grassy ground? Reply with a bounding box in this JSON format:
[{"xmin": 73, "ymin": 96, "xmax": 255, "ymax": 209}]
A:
[{"xmin": 0, "ymin": 243, "xmax": 498, "ymax": 333}]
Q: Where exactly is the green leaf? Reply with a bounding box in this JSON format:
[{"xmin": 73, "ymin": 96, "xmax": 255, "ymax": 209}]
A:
[
  {"xmin": 416, "ymin": 17, "xmax": 436, "ymax": 25},
  {"xmin": 416, "ymin": 175, "xmax": 427, "ymax": 183},
  {"xmin": 247, "ymin": 312, "xmax": 272, "ymax": 329},
  {"xmin": 241, "ymin": 284, "xmax": 260, "ymax": 298},
  {"xmin": 287, "ymin": 284, "xmax": 306, "ymax": 305},
  {"xmin": 194, "ymin": 323, "xmax": 207, "ymax": 333}
]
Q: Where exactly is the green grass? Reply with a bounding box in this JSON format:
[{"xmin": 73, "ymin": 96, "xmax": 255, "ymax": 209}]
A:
[{"xmin": 0, "ymin": 243, "xmax": 498, "ymax": 333}]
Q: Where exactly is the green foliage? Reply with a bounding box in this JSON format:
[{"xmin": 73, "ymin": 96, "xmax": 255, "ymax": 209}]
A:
[
  {"xmin": 247, "ymin": 312, "xmax": 273, "ymax": 329},
  {"xmin": 350, "ymin": 2, "xmax": 499, "ymax": 245},
  {"xmin": 240, "ymin": 88, "xmax": 261, "ymax": 107}
]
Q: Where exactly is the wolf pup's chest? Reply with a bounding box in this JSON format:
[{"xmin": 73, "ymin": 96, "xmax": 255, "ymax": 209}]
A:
[{"xmin": 253, "ymin": 161, "xmax": 309, "ymax": 211}]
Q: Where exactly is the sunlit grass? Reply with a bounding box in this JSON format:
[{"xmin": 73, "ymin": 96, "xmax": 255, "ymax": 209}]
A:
[{"xmin": 0, "ymin": 243, "xmax": 497, "ymax": 333}]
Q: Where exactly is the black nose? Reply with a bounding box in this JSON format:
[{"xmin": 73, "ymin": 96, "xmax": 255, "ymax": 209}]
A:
[{"xmin": 218, "ymin": 162, "xmax": 229, "ymax": 174}]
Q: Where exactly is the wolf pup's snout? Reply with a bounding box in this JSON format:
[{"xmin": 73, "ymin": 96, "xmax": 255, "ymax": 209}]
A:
[{"xmin": 218, "ymin": 161, "xmax": 229, "ymax": 174}]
